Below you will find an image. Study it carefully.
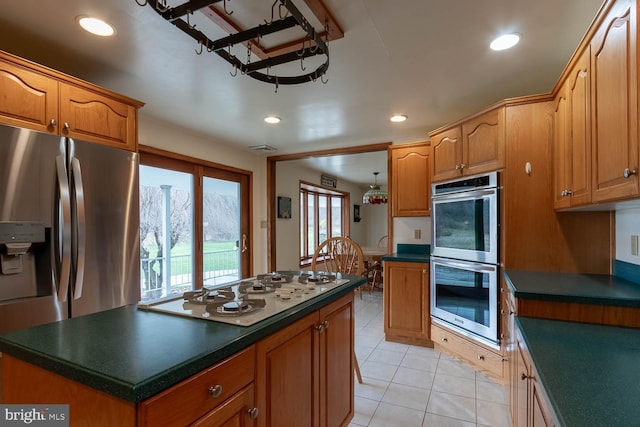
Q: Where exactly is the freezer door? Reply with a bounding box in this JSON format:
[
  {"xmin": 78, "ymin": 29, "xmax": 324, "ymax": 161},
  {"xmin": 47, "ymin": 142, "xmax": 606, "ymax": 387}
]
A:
[
  {"xmin": 0, "ymin": 124, "xmax": 68, "ymax": 333},
  {"xmin": 68, "ymin": 139, "xmax": 140, "ymax": 317}
]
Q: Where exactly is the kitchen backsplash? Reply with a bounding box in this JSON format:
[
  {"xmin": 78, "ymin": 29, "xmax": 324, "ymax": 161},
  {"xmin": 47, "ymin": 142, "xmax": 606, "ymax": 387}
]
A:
[{"xmin": 613, "ymin": 260, "xmax": 640, "ymax": 286}]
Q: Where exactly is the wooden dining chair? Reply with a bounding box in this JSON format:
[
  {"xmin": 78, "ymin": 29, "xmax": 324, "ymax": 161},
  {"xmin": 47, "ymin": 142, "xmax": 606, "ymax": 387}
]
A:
[{"xmin": 311, "ymin": 236, "xmax": 364, "ymax": 384}]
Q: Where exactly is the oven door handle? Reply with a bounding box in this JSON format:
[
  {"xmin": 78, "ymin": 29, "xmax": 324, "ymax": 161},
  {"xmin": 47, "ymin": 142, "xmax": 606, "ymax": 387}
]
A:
[
  {"xmin": 433, "ymin": 188, "xmax": 496, "ymax": 201},
  {"xmin": 431, "ymin": 257, "xmax": 497, "ymax": 272}
]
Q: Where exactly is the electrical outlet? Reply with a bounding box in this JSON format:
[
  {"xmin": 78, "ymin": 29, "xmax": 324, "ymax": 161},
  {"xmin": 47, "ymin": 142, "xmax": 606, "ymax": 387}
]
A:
[
  {"xmin": 414, "ymin": 229, "xmax": 421, "ymax": 240},
  {"xmin": 632, "ymin": 235, "xmax": 639, "ymax": 256}
]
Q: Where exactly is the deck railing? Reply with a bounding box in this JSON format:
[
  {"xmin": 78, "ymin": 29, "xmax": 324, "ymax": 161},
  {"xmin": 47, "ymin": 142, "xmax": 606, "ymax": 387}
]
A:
[{"xmin": 140, "ymin": 249, "xmax": 239, "ymax": 300}]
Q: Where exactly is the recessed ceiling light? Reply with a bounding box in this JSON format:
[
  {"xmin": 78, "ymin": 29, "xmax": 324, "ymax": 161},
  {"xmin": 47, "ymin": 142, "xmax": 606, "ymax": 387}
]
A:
[
  {"xmin": 264, "ymin": 116, "xmax": 281, "ymax": 124},
  {"xmin": 390, "ymin": 115, "xmax": 408, "ymax": 123},
  {"xmin": 77, "ymin": 16, "xmax": 115, "ymax": 37},
  {"xmin": 490, "ymin": 33, "xmax": 520, "ymax": 51}
]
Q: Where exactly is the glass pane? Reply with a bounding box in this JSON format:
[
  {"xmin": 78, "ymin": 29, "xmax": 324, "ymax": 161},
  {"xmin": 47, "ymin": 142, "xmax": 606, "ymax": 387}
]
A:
[
  {"xmin": 139, "ymin": 165, "xmax": 194, "ymax": 301},
  {"xmin": 318, "ymin": 195, "xmax": 328, "ymax": 245},
  {"xmin": 434, "ymin": 265, "xmax": 490, "ymax": 326},
  {"xmin": 307, "ymin": 194, "xmax": 315, "ymax": 255},
  {"xmin": 331, "ymin": 197, "xmax": 342, "ymax": 237},
  {"xmin": 434, "ymin": 198, "xmax": 490, "ymax": 252},
  {"xmin": 203, "ymin": 177, "xmax": 241, "ymax": 286}
]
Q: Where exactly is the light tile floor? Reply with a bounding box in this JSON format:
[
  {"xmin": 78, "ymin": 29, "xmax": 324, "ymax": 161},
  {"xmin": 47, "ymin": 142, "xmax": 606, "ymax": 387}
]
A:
[{"xmin": 351, "ymin": 291, "xmax": 512, "ymax": 427}]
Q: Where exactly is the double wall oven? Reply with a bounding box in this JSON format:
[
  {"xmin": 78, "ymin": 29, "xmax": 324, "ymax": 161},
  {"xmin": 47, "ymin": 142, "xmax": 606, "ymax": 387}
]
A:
[{"xmin": 430, "ymin": 172, "xmax": 500, "ymax": 347}]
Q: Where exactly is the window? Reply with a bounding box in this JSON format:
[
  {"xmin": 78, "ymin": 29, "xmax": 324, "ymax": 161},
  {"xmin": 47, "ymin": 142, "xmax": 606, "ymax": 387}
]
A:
[
  {"xmin": 299, "ymin": 182, "xmax": 348, "ymax": 265},
  {"xmin": 139, "ymin": 149, "xmax": 252, "ymax": 301}
]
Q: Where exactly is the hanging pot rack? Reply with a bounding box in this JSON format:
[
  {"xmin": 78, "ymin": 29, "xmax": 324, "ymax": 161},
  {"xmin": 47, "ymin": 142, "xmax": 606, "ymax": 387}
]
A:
[{"xmin": 137, "ymin": 0, "xmax": 332, "ymax": 88}]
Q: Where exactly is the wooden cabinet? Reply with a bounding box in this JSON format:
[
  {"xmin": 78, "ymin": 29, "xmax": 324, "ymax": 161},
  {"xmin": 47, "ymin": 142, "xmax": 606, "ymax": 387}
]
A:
[
  {"xmin": 590, "ymin": 0, "xmax": 639, "ymax": 202},
  {"xmin": 255, "ymin": 292, "xmax": 354, "ymax": 427},
  {"xmin": 430, "ymin": 126, "xmax": 461, "ymax": 182},
  {"xmin": 390, "ymin": 142, "xmax": 431, "ymax": 216},
  {"xmin": 553, "ymin": 50, "xmax": 591, "ymax": 209},
  {"xmin": 383, "ymin": 261, "xmax": 431, "ymax": 346},
  {"xmin": 0, "ymin": 50, "xmax": 142, "ymax": 151},
  {"xmin": 431, "ymin": 322, "xmax": 505, "ymax": 380},
  {"xmin": 430, "ymin": 107, "xmax": 505, "ymax": 182},
  {"xmin": 504, "ymin": 286, "xmax": 518, "ymax": 425},
  {"xmin": 512, "ymin": 329, "xmax": 558, "ymax": 427},
  {"xmin": 59, "ymin": 83, "xmax": 139, "ymax": 150},
  {"xmin": 191, "ymin": 385, "xmax": 257, "ymax": 427},
  {"xmin": 0, "ymin": 58, "xmax": 59, "ymax": 133},
  {"xmin": 2, "ymin": 355, "xmax": 137, "ymax": 425},
  {"xmin": 138, "ymin": 345, "xmax": 256, "ymax": 426}
]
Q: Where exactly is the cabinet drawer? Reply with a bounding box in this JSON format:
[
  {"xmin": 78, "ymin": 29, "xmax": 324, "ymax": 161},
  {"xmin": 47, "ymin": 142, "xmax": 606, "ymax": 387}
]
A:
[
  {"xmin": 139, "ymin": 345, "xmax": 255, "ymax": 427},
  {"xmin": 431, "ymin": 323, "xmax": 504, "ymax": 380}
]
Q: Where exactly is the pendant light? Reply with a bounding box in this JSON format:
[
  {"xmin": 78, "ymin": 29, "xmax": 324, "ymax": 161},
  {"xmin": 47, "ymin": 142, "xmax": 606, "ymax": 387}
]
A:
[{"xmin": 363, "ymin": 172, "xmax": 388, "ymax": 205}]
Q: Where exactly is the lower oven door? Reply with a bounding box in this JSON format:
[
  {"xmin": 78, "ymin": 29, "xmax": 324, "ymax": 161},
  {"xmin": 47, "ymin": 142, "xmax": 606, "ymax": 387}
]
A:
[{"xmin": 430, "ymin": 256, "xmax": 499, "ymax": 345}]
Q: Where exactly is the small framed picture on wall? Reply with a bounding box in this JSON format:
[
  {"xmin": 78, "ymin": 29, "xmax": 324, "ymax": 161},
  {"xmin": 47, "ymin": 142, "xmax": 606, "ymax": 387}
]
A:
[
  {"xmin": 354, "ymin": 204, "xmax": 361, "ymax": 222},
  {"xmin": 278, "ymin": 196, "xmax": 292, "ymax": 219}
]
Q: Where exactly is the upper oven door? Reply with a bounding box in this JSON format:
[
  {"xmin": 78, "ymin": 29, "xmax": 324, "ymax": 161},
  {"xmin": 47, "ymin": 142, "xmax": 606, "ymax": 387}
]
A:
[{"xmin": 431, "ymin": 187, "xmax": 498, "ymax": 264}]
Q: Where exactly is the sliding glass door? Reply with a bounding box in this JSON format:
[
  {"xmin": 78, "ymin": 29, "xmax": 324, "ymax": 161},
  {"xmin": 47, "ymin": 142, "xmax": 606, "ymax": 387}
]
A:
[{"xmin": 139, "ymin": 151, "xmax": 251, "ymax": 301}]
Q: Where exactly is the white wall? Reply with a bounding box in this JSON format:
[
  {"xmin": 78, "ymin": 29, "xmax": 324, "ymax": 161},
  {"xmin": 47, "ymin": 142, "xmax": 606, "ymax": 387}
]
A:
[
  {"xmin": 393, "ymin": 217, "xmax": 432, "ymax": 251},
  {"xmin": 275, "ymin": 161, "xmax": 387, "ymax": 270},
  {"xmin": 616, "ymin": 208, "xmax": 640, "ymax": 265},
  {"xmin": 361, "ymin": 203, "xmax": 389, "ymax": 247},
  {"xmin": 138, "ymin": 115, "xmax": 269, "ymax": 274}
]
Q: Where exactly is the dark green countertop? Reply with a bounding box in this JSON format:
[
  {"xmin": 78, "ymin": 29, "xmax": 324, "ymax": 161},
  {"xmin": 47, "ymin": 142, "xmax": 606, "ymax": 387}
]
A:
[
  {"xmin": 0, "ymin": 274, "xmax": 364, "ymax": 403},
  {"xmin": 517, "ymin": 317, "xmax": 640, "ymax": 427},
  {"xmin": 382, "ymin": 243, "xmax": 430, "ymax": 263},
  {"xmin": 504, "ymin": 269, "xmax": 640, "ymax": 307}
]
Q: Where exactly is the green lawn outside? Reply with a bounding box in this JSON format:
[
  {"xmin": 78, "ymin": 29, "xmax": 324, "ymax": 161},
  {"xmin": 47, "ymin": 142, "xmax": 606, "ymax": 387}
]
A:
[{"xmin": 143, "ymin": 241, "xmax": 239, "ymax": 275}]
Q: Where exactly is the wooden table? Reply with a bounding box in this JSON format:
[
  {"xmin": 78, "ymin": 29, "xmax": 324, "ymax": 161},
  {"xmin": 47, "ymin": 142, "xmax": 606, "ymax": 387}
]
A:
[{"xmin": 360, "ymin": 247, "xmax": 386, "ymax": 291}]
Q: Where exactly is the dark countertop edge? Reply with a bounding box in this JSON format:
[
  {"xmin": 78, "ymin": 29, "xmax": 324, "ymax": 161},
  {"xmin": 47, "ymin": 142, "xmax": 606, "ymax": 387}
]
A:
[
  {"xmin": 503, "ymin": 270, "xmax": 640, "ymax": 308},
  {"xmin": 0, "ymin": 277, "xmax": 365, "ymax": 403}
]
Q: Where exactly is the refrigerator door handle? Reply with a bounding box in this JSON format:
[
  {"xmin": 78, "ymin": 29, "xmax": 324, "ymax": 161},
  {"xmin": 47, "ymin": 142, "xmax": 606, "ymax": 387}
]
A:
[
  {"xmin": 55, "ymin": 155, "xmax": 72, "ymax": 302},
  {"xmin": 71, "ymin": 157, "xmax": 86, "ymax": 300}
]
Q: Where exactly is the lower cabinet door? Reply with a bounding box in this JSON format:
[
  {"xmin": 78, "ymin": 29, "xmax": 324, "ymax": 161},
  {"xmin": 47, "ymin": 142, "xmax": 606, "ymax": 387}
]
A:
[
  {"xmin": 319, "ymin": 294, "xmax": 355, "ymax": 427},
  {"xmin": 255, "ymin": 312, "xmax": 320, "ymax": 427},
  {"xmin": 191, "ymin": 384, "xmax": 256, "ymax": 427}
]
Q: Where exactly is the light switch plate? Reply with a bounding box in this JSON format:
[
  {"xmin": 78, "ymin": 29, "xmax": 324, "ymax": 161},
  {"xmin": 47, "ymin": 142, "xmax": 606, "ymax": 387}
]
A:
[
  {"xmin": 414, "ymin": 229, "xmax": 421, "ymax": 239},
  {"xmin": 632, "ymin": 235, "xmax": 639, "ymax": 256}
]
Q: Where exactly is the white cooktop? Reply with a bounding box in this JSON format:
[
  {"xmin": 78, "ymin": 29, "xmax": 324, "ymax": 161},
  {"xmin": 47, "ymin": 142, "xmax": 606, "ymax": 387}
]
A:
[{"xmin": 137, "ymin": 274, "xmax": 349, "ymax": 326}]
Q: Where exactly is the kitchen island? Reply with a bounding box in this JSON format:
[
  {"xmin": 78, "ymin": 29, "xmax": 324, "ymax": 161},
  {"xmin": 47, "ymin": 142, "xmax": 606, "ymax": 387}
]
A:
[{"xmin": 0, "ymin": 273, "xmax": 364, "ymax": 426}]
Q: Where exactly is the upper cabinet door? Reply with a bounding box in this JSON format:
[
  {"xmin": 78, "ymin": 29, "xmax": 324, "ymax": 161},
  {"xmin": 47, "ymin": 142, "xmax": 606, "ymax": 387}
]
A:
[
  {"xmin": 60, "ymin": 83, "xmax": 138, "ymax": 150},
  {"xmin": 553, "ymin": 82, "xmax": 571, "ymax": 210},
  {"xmin": 391, "ymin": 143, "xmax": 431, "ymax": 216},
  {"xmin": 554, "ymin": 49, "xmax": 591, "ymax": 210},
  {"xmin": 567, "ymin": 50, "xmax": 592, "ymax": 207},
  {"xmin": 431, "ymin": 127, "xmax": 462, "ymax": 182},
  {"xmin": 462, "ymin": 107, "xmax": 505, "ymax": 176},
  {"xmin": 0, "ymin": 59, "xmax": 59, "ymax": 133},
  {"xmin": 431, "ymin": 107, "xmax": 505, "ymax": 183},
  {"xmin": 590, "ymin": 0, "xmax": 638, "ymax": 202}
]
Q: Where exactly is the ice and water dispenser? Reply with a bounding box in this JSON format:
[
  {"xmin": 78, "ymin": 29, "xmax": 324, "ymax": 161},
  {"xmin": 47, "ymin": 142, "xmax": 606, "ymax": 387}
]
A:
[{"xmin": 0, "ymin": 222, "xmax": 47, "ymax": 302}]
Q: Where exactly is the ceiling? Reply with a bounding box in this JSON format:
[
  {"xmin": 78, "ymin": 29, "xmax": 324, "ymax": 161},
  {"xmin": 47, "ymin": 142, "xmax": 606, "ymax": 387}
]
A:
[{"xmin": 0, "ymin": 0, "xmax": 604, "ymax": 186}]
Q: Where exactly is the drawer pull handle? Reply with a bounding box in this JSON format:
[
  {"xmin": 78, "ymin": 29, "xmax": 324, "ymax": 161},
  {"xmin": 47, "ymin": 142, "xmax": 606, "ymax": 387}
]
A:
[
  {"xmin": 64, "ymin": 122, "xmax": 71, "ymax": 130},
  {"xmin": 208, "ymin": 384, "xmax": 223, "ymax": 398},
  {"xmin": 248, "ymin": 407, "xmax": 259, "ymax": 420},
  {"xmin": 441, "ymin": 337, "xmax": 448, "ymax": 342},
  {"xmin": 477, "ymin": 355, "xmax": 485, "ymax": 361},
  {"xmin": 623, "ymin": 168, "xmax": 637, "ymax": 178},
  {"xmin": 50, "ymin": 119, "xmax": 57, "ymax": 127}
]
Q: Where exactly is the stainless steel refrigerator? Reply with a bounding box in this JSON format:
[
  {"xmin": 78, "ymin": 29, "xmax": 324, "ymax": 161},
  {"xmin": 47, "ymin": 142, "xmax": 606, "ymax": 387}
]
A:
[{"xmin": 0, "ymin": 123, "xmax": 140, "ymax": 334}]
